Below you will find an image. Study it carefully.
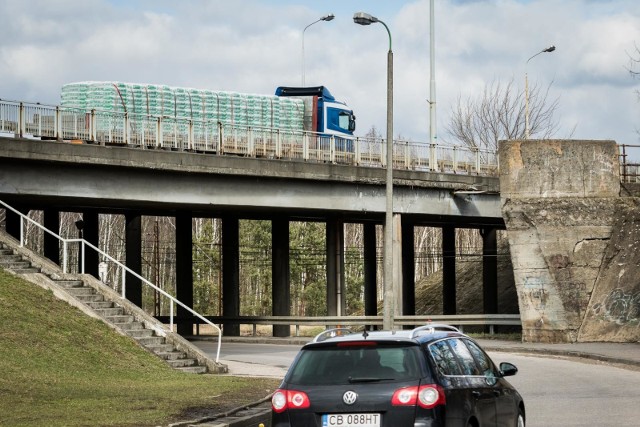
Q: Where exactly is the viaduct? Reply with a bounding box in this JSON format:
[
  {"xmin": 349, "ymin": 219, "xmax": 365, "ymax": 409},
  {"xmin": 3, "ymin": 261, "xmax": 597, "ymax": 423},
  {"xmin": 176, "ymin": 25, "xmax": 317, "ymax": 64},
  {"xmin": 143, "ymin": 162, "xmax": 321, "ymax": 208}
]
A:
[{"xmin": 1, "ymin": 137, "xmax": 638, "ymax": 343}]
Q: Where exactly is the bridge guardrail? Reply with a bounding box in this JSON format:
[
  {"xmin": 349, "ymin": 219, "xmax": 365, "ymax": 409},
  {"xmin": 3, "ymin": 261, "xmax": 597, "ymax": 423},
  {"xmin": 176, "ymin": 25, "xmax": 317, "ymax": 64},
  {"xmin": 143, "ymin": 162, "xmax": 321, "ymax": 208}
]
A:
[
  {"xmin": 0, "ymin": 98, "xmax": 499, "ymax": 175},
  {"xmin": 166, "ymin": 314, "xmax": 522, "ymax": 337}
]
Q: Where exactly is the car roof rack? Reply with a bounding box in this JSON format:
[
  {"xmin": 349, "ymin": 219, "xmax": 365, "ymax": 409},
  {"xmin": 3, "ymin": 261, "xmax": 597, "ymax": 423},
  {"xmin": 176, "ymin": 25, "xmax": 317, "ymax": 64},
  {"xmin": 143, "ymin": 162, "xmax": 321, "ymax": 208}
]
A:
[
  {"xmin": 312, "ymin": 327, "xmax": 354, "ymax": 343},
  {"xmin": 409, "ymin": 324, "xmax": 460, "ymax": 339}
]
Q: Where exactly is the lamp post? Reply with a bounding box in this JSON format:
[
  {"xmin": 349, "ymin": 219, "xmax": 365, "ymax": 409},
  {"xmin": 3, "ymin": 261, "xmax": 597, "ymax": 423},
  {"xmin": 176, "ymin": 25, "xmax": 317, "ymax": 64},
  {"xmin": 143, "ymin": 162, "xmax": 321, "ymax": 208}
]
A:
[
  {"xmin": 354, "ymin": 12, "xmax": 394, "ymax": 330},
  {"xmin": 302, "ymin": 14, "xmax": 335, "ymax": 86},
  {"xmin": 525, "ymin": 45, "xmax": 555, "ymax": 139}
]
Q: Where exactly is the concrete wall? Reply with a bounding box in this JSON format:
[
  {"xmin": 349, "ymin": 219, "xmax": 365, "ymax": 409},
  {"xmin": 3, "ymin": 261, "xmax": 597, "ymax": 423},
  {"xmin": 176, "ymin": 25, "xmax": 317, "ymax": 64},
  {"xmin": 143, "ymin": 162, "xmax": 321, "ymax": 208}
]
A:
[{"xmin": 500, "ymin": 139, "xmax": 639, "ymax": 343}]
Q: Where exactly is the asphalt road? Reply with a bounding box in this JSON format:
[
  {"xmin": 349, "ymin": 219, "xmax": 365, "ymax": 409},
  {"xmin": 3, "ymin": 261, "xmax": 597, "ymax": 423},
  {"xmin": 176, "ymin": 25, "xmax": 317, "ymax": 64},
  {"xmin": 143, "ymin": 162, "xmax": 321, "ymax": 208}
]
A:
[{"xmin": 195, "ymin": 341, "xmax": 640, "ymax": 427}]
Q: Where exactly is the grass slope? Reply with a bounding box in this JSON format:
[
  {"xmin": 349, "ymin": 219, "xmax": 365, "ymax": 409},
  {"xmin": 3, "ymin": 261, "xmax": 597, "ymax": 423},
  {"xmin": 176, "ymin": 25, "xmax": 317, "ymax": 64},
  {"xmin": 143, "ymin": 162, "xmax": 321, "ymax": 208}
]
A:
[{"xmin": 0, "ymin": 269, "xmax": 278, "ymax": 427}]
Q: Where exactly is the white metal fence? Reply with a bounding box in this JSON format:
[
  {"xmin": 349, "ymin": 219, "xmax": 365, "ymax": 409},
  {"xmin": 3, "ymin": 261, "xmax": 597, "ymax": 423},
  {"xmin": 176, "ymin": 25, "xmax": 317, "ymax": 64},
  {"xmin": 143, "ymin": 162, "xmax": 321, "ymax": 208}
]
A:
[{"xmin": 0, "ymin": 99, "xmax": 499, "ymax": 175}]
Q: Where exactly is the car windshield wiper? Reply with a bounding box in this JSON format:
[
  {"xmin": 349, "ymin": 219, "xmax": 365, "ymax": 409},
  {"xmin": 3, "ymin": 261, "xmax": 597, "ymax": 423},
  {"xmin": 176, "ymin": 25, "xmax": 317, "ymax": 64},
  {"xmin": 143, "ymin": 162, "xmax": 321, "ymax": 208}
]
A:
[{"xmin": 348, "ymin": 376, "xmax": 394, "ymax": 383}]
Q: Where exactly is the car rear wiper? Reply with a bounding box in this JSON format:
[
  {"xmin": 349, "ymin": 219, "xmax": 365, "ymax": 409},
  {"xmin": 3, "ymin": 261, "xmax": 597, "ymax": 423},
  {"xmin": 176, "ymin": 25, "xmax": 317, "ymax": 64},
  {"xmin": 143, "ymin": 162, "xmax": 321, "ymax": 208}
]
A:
[{"xmin": 348, "ymin": 376, "xmax": 394, "ymax": 383}]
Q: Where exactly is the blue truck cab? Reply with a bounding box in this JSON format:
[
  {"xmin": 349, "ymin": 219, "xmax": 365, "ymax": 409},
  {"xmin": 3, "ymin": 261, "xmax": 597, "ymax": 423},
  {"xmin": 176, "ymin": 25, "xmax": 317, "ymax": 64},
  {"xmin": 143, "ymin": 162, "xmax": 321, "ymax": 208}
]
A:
[{"xmin": 275, "ymin": 86, "xmax": 356, "ymax": 139}]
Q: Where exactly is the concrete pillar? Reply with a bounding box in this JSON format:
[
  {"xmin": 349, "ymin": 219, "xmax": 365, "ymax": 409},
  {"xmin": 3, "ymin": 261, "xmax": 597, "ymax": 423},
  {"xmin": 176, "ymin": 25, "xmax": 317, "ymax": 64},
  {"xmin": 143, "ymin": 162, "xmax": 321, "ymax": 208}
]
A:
[
  {"xmin": 481, "ymin": 227, "xmax": 498, "ymax": 314},
  {"xmin": 222, "ymin": 216, "xmax": 240, "ymax": 336},
  {"xmin": 326, "ymin": 219, "xmax": 345, "ymax": 316},
  {"xmin": 43, "ymin": 208, "xmax": 60, "ymax": 266},
  {"xmin": 125, "ymin": 212, "xmax": 142, "ymax": 307},
  {"xmin": 272, "ymin": 218, "xmax": 290, "ymax": 337},
  {"xmin": 82, "ymin": 210, "xmax": 99, "ymax": 279},
  {"xmin": 442, "ymin": 225, "xmax": 456, "ymax": 315},
  {"xmin": 363, "ymin": 223, "xmax": 378, "ymax": 320},
  {"xmin": 401, "ymin": 218, "xmax": 415, "ymax": 319},
  {"xmin": 176, "ymin": 213, "xmax": 194, "ymax": 336}
]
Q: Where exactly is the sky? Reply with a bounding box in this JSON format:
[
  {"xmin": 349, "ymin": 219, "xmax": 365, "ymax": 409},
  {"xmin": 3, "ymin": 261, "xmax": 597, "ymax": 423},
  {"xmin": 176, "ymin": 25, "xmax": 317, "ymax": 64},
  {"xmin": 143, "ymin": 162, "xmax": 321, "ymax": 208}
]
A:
[{"xmin": 0, "ymin": 0, "xmax": 639, "ymax": 148}]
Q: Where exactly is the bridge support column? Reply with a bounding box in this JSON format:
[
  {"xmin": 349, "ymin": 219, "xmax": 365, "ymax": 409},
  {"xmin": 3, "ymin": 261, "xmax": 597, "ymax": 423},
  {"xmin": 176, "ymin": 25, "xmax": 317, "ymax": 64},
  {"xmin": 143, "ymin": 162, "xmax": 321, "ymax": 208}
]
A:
[
  {"xmin": 401, "ymin": 217, "xmax": 415, "ymax": 325},
  {"xmin": 442, "ymin": 225, "xmax": 457, "ymax": 315},
  {"xmin": 393, "ymin": 214, "xmax": 404, "ymax": 321},
  {"xmin": 222, "ymin": 216, "xmax": 240, "ymax": 336},
  {"xmin": 326, "ymin": 218, "xmax": 345, "ymax": 317},
  {"xmin": 43, "ymin": 208, "xmax": 60, "ymax": 266},
  {"xmin": 272, "ymin": 218, "xmax": 290, "ymax": 337},
  {"xmin": 82, "ymin": 210, "xmax": 99, "ymax": 279},
  {"xmin": 176, "ymin": 213, "xmax": 194, "ymax": 336},
  {"xmin": 481, "ymin": 227, "xmax": 498, "ymax": 315},
  {"xmin": 363, "ymin": 223, "xmax": 378, "ymax": 325},
  {"xmin": 125, "ymin": 212, "xmax": 142, "ymax": 307}
]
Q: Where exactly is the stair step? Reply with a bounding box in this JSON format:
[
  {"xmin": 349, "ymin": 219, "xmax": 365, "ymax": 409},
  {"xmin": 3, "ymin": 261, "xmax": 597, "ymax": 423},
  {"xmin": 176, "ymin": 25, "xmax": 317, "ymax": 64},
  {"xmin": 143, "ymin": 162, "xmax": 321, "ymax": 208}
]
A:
[
  {"xmin": 176, "ymin": 365, "xmax": 208, "ymax": 374},
  {"xmin": 94, "ymin": 307, "xmax": 124, "ymax": 317},
  {"xmin": 85, "ymin": 301, "xmax": 116, "ymax": 310},
  {"xmin": 11, "ymin": 267, "xmax": 40, "ymax": 274},
  {"xmin": 56, "ymin": 280, "xmax": 84, "ymax": 288},
  {"xmin": 117, "ymin": 321, "xmax": 144, "ymax": 331},
  {"xmin": 136, "ymin": 336, "xmax": 165, "ymax": 346},
  {"xmin": 126, "ymin": 329, "xmax": 154, "ymax": 338},
  {"xmin": 0, "ymin": 254, "xmax": 22, "ymax": 262},
  {"xmin": 65, "ymin": 287, "xmax": 97, "ymax": 296},
  {"xmin": 156, "ymin": 351, "xmax": 188, "ymax": 361},
  {"xmin": 106, "ymin": 314, "xmax": 135, "ymax": 324},
  {"xmin": 75, "ymin": 294, "xmax": 105, "ymax": 303},
  {"xmin": 0, "ymin": 248, "xmax": 14, "ymax": 255},
  {"xmin": 166, "ymin": 358, "xmax": 198, "ymax": 368},
  {"xmin": 147, "ymin": 343, "xmax": 176, "ymax": 353},
  {"xmin": 0, "ymin": 261, "xmax": 31, "ymax": 269}
]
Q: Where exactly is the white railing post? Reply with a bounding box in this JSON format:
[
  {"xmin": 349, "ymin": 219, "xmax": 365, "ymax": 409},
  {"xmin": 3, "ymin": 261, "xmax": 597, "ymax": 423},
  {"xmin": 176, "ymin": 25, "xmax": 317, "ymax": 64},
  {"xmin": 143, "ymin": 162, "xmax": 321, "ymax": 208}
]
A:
[
  {"xmin": 429, "ymin": 143, "xmax": 437, "ymax": 172},
  {"xmin": 188, "ymin": 119, "xmax": 193, "ymax": 150},
  {"xmin": 121, "ymin": 267, "xmax": 126, "ymax": 298},
  {"xmin": 453, "ymin": 146, "xmax": 458, "ymax": 172},
  {"xmin": 55, "ymin": 106, "xmax": 61, "ymax": 140},
  {"xmin": 19, "ymin": 217, "xmax": 24, "ymax": 247},
  {"xmin": 330, "ymin": 136, "xmax": 336, "ymax": 163},
  {"xmin": 475, "ymin": 148, "xmax": 480, "ymax": 174},
  {"xmin": 248, "ymin": 127, "xmax": 255, "ymax": 157},
  {"xmin": 404, "ymin": 140, "xmax": 410, "ymax": 169},
  {"xmin": 63, "ymin": 241, "xmax": 68, "ymax": 274},
  {"xmin": 80, "ymin": 241, "xmax": 85, "ymax": 274},
  {"xmin": 276, "ymin": 130, "xmax": 282, "ymax": 158},
  {"xmin": 355, "ymin": 137, "xmax": 361, "ymax": 165},
  {"xmin": 170, "ymin": 302, "xmax": 174, "ymax": 332},
  {"xmin": 18, "ymin": 102, "xmax": 25, "ymax": 138},
  {"xmin": 303, "ymin": 132, "xmax": 309, "ymax": 160},
  {"xmin": 90, "ymin": 109, "xmax": 97, "ymax": 142},
  {"xmin": 123, "ymin": 112, "xmax": 129, "ymax": 145},
  {"xmin": 217, "ymin": 122, "xmax": 223, "ymax": 154}
]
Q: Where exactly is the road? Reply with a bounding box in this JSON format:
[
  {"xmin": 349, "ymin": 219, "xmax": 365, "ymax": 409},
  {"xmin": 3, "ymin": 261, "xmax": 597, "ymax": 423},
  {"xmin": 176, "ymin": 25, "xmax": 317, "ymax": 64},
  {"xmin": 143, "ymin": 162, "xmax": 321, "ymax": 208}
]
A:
[{"xmin": 194, "ymin": 341, "xmax": 640, "ymax": 427}]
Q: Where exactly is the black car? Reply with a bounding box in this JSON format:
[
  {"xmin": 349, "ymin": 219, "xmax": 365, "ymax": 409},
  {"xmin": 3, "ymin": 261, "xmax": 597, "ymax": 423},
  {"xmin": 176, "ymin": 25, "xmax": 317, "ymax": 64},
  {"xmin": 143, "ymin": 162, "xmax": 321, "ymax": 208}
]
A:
[{"xmin": 272, "ymin": 324, "xmax": 525, "ymax": 427}]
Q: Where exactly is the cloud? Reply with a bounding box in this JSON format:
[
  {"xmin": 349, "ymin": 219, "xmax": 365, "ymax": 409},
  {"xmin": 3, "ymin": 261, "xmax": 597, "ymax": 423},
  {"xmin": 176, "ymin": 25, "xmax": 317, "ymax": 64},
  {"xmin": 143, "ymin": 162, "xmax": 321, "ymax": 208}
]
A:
[{"xmin": 0, "ymin": 0, "xmax": 638, "ymax": 146}]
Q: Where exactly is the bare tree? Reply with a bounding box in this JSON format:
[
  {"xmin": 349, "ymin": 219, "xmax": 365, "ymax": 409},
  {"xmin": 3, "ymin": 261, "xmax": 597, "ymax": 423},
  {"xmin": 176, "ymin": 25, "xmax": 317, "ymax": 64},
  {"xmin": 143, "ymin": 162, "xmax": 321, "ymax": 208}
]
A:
[{"xmin": 447, "ymin": 78, "xmax": 560, "ymax": 151}]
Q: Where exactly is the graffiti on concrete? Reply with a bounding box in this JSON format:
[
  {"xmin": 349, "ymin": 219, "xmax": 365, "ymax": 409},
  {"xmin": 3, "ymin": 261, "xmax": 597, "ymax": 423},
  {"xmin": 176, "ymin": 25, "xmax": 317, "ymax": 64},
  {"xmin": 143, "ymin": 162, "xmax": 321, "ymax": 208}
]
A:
[{"xmin": 592, "ymin": 288, "xmax": 640, "ymax": 325}]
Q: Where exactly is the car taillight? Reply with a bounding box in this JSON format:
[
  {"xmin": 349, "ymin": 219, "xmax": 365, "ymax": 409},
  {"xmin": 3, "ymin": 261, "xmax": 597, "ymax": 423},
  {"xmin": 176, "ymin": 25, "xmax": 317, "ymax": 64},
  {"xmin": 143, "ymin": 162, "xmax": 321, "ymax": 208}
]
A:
[
  {"xmin": 391, "ymin": 385, "xmax": 445, "ymax": 409},
  {"xmin": 418, "ymin": 385, "xmax": 446, "ymax": 409},
  {"xmin": 272, "ymin": 389, "xmax": 311, "ymax": 413}
]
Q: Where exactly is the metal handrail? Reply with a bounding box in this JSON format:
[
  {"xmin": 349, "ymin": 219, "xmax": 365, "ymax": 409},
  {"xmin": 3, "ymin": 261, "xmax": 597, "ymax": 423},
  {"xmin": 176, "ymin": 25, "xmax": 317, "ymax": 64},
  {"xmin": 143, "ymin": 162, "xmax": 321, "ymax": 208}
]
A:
[{"xmin": 0, "ymin": 199, "xmax": 222, "ymax": 362}]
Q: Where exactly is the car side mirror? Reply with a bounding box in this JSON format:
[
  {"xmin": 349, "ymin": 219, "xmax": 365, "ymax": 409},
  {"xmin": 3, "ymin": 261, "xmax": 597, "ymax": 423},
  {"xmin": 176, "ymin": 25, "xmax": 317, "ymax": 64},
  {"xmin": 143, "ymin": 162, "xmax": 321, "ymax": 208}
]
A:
[{"xmin": 499, "ymin": 362, "xmax": 518, "ymax": 377}]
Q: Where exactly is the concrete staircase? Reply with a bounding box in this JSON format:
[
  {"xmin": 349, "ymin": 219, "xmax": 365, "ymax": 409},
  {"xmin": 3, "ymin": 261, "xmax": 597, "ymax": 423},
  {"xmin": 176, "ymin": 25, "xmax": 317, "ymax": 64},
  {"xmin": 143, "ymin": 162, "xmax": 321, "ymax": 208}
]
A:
[{"xmin": 0, "ymin": 238, "xmax": 226, "ymax": 374}]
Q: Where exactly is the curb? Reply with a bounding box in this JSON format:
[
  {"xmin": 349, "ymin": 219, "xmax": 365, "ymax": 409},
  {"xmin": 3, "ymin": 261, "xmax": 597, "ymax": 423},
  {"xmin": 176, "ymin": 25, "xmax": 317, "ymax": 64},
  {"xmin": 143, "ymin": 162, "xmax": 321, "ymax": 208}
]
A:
[{"xmin": 168, "ymin": 395, "xmax": 272, "ymax": 427}]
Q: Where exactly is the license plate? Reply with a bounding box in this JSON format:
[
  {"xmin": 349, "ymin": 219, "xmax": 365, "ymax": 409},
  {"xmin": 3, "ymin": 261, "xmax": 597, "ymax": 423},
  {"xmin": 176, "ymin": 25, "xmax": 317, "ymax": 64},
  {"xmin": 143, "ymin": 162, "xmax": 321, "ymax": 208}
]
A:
[{"xmin": 322, "ymin": 413, "xmax": 381, "ymax": 427}]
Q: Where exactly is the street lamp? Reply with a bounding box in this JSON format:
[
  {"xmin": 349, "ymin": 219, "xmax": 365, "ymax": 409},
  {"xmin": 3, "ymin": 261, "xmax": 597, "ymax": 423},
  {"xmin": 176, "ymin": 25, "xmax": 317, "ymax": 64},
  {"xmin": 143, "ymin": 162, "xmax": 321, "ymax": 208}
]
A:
[
  {"xmin": 525, "ymin": 45, "xmax": 555, "ymax": 139},
  {"xmin": 302, "ymin": 14, "xmax": 335, "ymax": 86},
  {"xmin": 354, "ymin": 12, "xmax": 394, "ymax": 330}
]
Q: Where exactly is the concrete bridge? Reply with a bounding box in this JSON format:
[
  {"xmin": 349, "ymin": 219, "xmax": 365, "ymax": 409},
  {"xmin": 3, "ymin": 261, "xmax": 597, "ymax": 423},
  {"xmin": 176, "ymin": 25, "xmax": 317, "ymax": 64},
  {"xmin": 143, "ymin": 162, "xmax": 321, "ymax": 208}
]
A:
[{"xmin": 1, "ymin": 136, "xmax": 638, "ymax": 343}]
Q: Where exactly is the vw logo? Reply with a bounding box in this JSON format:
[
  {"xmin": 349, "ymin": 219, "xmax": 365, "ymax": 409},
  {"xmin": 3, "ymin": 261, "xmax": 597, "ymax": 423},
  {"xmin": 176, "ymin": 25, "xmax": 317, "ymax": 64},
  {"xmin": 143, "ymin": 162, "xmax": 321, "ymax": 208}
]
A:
[{"xmin": 343, "ymin": 391, "xmax": 358, "ymax": 405}]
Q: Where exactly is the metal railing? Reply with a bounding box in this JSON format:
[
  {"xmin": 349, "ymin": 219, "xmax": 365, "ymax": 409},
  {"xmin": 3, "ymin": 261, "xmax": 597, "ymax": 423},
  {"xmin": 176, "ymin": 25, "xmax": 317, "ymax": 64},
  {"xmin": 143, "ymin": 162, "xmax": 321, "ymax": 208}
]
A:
[
  {"xmin": 0, "ymin": 98, "xmax": 499, "ymax": 175},
  {"xmin": 191, "ymin": 314, "xmax": 522, "ymax": 337},
  {"xmin": 0, "ymin": 199, "xmax": 222, "ymax": 362},
  {"xmin": 619, "ymin": 144, "xmax": 640, "ymax": 183}
]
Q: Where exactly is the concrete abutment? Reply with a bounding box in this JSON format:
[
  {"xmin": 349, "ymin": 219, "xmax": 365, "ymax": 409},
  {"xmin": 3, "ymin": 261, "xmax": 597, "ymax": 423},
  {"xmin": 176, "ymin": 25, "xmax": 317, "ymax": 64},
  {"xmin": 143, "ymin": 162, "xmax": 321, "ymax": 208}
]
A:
[{"xmin": 500, "ymin": 139, "xmax": 640, "ymax": 343}]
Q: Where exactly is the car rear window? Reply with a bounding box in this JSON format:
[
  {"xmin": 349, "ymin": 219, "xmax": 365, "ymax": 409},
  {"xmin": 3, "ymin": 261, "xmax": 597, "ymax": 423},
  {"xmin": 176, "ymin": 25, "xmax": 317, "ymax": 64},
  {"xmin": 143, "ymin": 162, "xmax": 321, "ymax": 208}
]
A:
[{"xmin": 287, "ymin": 343, "xmax": 423, "ymax": 385}]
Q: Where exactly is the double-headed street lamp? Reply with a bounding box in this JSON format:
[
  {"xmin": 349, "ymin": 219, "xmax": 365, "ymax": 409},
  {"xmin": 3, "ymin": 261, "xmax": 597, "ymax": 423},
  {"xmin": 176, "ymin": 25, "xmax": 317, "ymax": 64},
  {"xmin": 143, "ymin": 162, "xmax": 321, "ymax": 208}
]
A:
[
  {"xmin": 354, "ymin": 12, "xmax": 394, "ymax": 330},
  {"xmin": 302, "ymin": 14, "xmax": 335, "ymax": 86},
  {"xmin": 525, "ymin": 45, "xmax": 555, "ymax": 139}
]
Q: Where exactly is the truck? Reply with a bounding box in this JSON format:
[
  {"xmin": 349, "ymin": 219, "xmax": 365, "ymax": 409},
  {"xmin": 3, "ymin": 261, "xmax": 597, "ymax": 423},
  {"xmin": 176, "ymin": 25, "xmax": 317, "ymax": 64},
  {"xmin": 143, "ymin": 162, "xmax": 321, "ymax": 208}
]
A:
[{"xmin": 60, "ymin": 82, "xmax": 356, "ymax": 147}]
